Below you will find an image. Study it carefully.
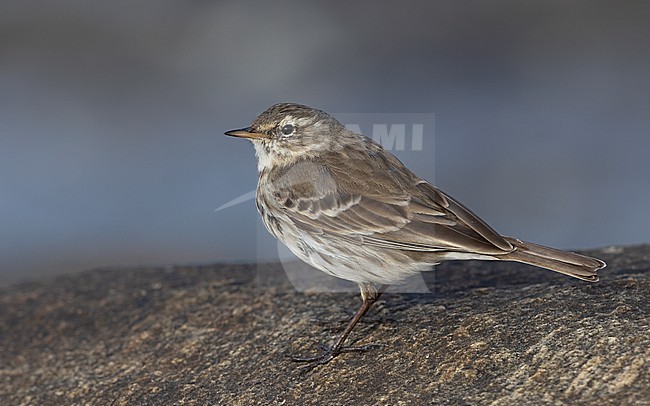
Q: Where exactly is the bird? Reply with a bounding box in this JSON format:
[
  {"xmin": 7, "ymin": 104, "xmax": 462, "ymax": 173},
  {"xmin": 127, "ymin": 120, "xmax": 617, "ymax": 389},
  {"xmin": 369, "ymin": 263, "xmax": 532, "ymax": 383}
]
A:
[{"xmin": 225, "ymin": 102, "xmax": 606, "ymax": 366}]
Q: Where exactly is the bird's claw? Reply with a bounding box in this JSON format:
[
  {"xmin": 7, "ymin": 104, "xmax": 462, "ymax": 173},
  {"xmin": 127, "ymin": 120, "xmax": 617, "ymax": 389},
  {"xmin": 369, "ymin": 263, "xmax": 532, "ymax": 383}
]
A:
[{"xmin": 289, "ymin": 342, "xmax": 384, "ymax": 369}]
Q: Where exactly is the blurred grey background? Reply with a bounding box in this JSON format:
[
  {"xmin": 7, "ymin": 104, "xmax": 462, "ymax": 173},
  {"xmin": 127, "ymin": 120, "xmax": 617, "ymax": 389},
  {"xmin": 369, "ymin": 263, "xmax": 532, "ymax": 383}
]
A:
[{"xmin": 1, "ymin": 1, "xmax": 648, "ymax": 285}]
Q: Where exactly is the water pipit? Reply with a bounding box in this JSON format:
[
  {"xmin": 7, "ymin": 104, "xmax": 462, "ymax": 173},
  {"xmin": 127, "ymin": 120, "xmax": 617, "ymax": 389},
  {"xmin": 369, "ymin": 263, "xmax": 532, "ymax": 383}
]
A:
[{"xmin": 225, "ymin": 103, "xmax": 605, "ymax": 366}]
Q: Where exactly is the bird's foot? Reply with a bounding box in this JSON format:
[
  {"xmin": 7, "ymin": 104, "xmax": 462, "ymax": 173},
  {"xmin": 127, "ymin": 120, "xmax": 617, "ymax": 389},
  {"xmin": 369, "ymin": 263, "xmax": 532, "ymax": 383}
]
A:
[{"xmin": 289, "ymin": 343, "xmax": 383, "ymax": 369}]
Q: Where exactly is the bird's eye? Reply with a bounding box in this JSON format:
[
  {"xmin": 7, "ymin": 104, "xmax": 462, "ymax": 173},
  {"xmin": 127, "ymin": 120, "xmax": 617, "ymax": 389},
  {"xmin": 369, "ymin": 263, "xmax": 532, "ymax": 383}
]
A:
[{"xmin": 281, "ymin": 124, "xmax": 295, "ymax": 136}]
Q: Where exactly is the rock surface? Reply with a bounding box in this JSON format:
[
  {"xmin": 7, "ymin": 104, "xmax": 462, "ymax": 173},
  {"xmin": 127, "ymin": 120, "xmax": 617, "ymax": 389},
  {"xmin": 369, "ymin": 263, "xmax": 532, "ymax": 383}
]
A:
[{"xmin": 1, "ymin": 245, "xmax": 649, "ymax": 405}]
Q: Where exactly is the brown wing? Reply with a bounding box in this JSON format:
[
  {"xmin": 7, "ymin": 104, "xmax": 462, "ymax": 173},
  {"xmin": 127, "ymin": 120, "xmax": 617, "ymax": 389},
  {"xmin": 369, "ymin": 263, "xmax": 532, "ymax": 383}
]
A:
[{"xmin": 266, "ymin": 144, "xmax": 513, "ymax": 255}]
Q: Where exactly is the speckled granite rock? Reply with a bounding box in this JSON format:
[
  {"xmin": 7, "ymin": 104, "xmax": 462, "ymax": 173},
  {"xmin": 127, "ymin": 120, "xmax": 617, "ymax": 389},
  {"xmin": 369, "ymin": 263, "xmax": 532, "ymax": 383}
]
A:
[{"xmin": 1, "ymin": 245, "xmax": 648, "ymax": 405}]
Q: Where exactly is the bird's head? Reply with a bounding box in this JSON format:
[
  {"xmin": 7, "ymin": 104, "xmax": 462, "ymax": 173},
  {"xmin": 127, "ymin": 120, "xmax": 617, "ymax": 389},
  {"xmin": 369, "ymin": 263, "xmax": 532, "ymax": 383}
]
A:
[{"xmin": 225, "ymin": 103, "xmax": 350, "ymax": 171}]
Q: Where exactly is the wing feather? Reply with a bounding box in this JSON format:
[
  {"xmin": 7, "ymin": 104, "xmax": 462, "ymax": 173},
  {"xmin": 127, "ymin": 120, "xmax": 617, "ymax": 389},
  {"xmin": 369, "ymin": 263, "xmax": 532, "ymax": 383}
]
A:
[{"xmin": 265, "ymin": 144, "xmax": 513, "ymax": 255}]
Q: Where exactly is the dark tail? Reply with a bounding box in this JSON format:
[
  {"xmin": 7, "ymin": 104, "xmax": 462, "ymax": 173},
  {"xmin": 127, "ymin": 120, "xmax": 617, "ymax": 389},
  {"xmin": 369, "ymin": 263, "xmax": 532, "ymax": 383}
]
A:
[{"xmin": 501, "ymin": 237, "xmax": 606, "ymax": 282}]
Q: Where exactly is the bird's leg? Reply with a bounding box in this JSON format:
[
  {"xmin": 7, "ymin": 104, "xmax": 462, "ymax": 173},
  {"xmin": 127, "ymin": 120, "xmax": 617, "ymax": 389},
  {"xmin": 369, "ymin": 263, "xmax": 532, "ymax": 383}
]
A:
[
  {"xmin": 291, "ymin": 284, "xmax": 388, "ymax": 366},
  {"xmin": 309, "ymin": 304, "xmax": 386, "ymax": 327}
]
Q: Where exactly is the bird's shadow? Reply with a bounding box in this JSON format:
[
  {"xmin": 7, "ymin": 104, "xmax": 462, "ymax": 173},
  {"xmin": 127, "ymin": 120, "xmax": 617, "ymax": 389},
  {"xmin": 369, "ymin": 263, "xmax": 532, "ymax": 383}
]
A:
[{"xmin": 256, "ymin": 258, "xmax": 601, "ymax": 301}]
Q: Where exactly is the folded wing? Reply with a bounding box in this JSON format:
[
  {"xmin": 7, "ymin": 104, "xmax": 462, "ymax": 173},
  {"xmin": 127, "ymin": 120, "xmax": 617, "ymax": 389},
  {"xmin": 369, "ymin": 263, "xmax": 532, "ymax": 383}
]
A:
[{"xmin": 267, "ymin": 146, "xmax": 513, "ymax": 256}]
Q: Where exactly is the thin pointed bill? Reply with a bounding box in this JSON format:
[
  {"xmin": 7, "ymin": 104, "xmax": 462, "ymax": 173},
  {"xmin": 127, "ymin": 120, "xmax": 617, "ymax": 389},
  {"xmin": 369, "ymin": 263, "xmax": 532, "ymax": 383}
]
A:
[{"xmin": 224, "ymin": 127, "xmax": 272, "ymax": 140}]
